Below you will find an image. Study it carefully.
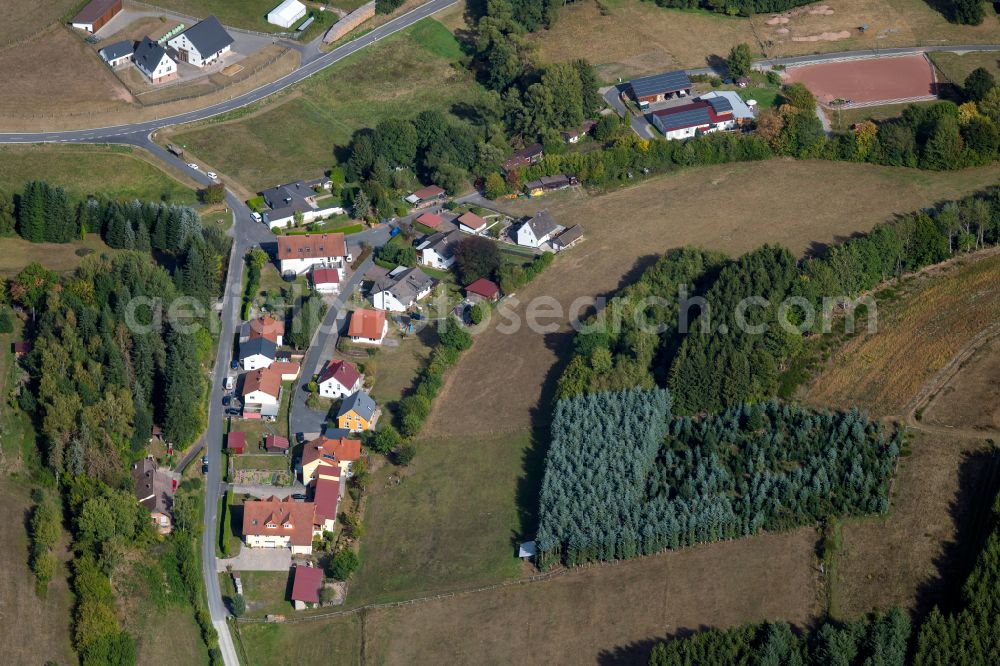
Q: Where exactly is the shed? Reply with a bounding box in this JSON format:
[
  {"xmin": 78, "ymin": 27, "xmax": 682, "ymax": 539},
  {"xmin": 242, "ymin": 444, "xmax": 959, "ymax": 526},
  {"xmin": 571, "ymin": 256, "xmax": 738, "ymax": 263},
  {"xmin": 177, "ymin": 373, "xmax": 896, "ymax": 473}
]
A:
[
  {"xmin": 628, "ymin": 70, "xmax": 692, "ymax": 106},
  {"xmin": 267, "ymin": 0, "xmax": 308, "ymax": 28},
  {"xmin": 228, "ymin": 431, "xmax": 247, "ymax": 454},
  {"xmin": 71, "ymin": 0, "xmax": 123, "ymax": 33},
  {"xmin": 99, "ymin": 39, "xmax": 134, "ymax": 67},
  {"xmin": 291, "ymin": 565, "xmax": 324, "ymax": 609},
  {"xmin": 265, "ymin": 435, "xmax": 289, "ymax": 453},
  {"xmin": 518, "ymin": 541, "xmax": 537, "ymax": 559},
  {"xmin": 465, "ymin": 278, "xmax": 500, "ymax": 303}
]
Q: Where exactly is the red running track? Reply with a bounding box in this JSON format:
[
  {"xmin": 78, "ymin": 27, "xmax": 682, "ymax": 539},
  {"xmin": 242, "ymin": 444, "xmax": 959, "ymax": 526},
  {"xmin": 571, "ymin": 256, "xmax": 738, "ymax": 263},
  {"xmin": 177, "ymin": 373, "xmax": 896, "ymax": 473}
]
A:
[{"xmin": 783, "ymin": 54, "xmax": 936, "ymax": 106}]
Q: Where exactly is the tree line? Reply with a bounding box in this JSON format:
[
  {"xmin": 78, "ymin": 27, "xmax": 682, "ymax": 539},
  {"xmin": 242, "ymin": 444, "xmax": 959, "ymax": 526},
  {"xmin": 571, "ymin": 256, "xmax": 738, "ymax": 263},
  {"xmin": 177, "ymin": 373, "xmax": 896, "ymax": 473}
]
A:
[
  {"xmin": 647, "ymin": 480, "xmax": 1000, "ymax": 664},
  {"xmin": 536, "ymin": 388, "xmax": 900, "ymax": 568},
  {"xmin": 556, "ymin": 186, "xmax": 1000, "ymax": 413}
]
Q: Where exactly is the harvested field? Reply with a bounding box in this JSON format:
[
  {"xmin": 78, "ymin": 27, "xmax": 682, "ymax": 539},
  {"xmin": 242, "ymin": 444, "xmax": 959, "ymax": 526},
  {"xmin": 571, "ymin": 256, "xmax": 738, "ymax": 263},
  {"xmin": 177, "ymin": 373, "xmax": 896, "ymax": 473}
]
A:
[
  {"xmin": 362, "ymin": 528, "xmax": 819, "ymax": 665},
  {"xmin": 426, "ymin": 161, "xmax": 1000, "ymax": 439},
  {"xmin": 0, "ymin": 0, "xmax": 78, "ymax": 45},
  {"xmin": 835, "ymin": 432, "xmax": 1000, "ymax": 619},
  {"xmin": 0, "ymin": 25, "xmax": 134, "ymax": 120},
  {"xmin": 921, "ymin": 337, "xmax": 1000, "ymax": 433},
  {"xmin": 533, "ymin": 0, "xmax": 1000, "ymax": 80},
  {"xmin": 801, "ymin": 251, "xmax": 1000, "ymax": 418},
  {"xmin": 784, "ymin": 54, "xmax": 937, "ymax": 106},
  {"xmin": 0, "ymin": 480, "xmax": 76, "ymax": 666}
]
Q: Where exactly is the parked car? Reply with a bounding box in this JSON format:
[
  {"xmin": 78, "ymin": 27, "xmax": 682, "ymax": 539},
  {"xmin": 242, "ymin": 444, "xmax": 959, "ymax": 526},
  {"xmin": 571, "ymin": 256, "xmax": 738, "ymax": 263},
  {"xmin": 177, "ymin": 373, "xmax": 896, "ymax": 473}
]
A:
[
  {"xmin": 230, "ymin": 359, "xmax": 239, "ymax": 370},
  {"xmin": 222, "ymin": 395, "xmax": 231, "ymax": 406},
  {"xmin": 250, "ymin": 211, "xmax": 262, "ymax": 223},
  {"xmin": 224, "ymin": 376, "xmax": 235, "ymax": 391},
  {"xmin": 226, "ymin": 407, "xmax": 241, "ymax": 416},
  {"xmin": 201, "ymin": 456, "xmax": 208, "ymax": 474},
  {"xmin": 291, "ymin": 493, "xmax": 307, "ymax": 501}
]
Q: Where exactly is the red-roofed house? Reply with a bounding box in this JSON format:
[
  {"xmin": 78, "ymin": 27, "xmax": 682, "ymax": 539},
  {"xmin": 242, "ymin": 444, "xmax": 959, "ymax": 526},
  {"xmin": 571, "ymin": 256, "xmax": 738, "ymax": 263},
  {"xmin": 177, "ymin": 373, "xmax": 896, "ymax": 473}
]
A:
[
  {"xmin": 312, "ymin": 267, "xmax": 341, "ymax": 294},
  {"xmin": 12, "ymin": 341, "xmax": 32, "ymax": 357},
  {"xmin": 313, "ymin": 476, "xmax": 341, "ymax": 533},
  {"xmin": 228, "ymin": 431, "xmax": 246, "ymax": 454},
  {"xmin": 416, "ymin": 212, "xmax": 444, "ymax": 229},
  {"xmin": 347, "ymin": 309, "xmax": 388, "ymax": 345},
  {"xmin": 247, "ymin": 315, "xmax": 283, "ymax": 346},
  {"xmin": 318, "ymin": 359, "xmax": 362, "ymax": 399},
  {"xmin": 277, "ymin": 233, "xmax": 349, "ymax": 276},
  {"xmin": 264, "ymin": 435, "xmax": 289, "ymax": 453},
  {"xmin": 405, "ymin": 185, "xmax": 446, "ymax": 207},
  {"xmin": 650, "ymin": 97, "xmax": 736, "ymax": 140},
  {"xmin": 465, "ymin": 278, "xmax": 500, "ymax": 303},
  {"xmin": 242, "ymin": 496, "xmax": 316, "ymax": 554},
  {"xmin": 291, "ymin": 565, "xmax": 324, "ymax": 610},
  {"xmin": 301, "ymin": 436, "xmax": 362, "ymax": 484}
]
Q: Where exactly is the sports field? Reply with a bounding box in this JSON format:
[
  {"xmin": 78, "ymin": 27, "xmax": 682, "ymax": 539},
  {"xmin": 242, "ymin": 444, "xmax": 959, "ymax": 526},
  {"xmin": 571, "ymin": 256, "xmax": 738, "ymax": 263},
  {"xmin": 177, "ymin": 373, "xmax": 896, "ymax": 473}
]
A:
[{"xmin": 784, "ymin": 54, "xmax": 937, "ymax": 106}]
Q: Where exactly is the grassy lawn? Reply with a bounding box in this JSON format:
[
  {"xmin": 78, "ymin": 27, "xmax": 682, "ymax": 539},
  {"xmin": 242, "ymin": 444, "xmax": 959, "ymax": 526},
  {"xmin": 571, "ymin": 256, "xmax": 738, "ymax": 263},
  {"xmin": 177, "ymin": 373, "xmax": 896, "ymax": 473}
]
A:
[
  {"xmin": 233, "ymin": 454, "xmax": 291, "ymax": 472},
  {"xmin": 0, "ymin": 479, "xmax": 76, "ymax": 665},
  {"xmin": 929, "ymin": 51, "xmax": 1000, "ymax": 86},
  {"xmin": 169, "ymin": 17, "xmax": 484, "ymax": 191},
  {"xmin": 0, "ymin": 234, "xmax": 123, "ymax": 278},
  {"xmin": 201, "ymin": 207, "xmax": 234, "ymax": 232},
  {"xmin": 153, "ymin": 0, "xmax": 302, "ymax": 33},
  {"xmin": 825, "ymin": 99, "xmax": 938, "ymax": 133},
  {"xmin": 231, "ymin": 382, "xmax": 293, "ymax": 448},
  {"xmin": 237, "ymin": 615, "xmax": 361, "ymax": 666},
  {"xmin": 116, "ymin": 545, "xmax": 210, "ymax": 666},
  {"xmin": 0, "ymin": 319, "xmax": 39, "ymax": 474},
  {"xmin": 239, "ymin": 570, "xmax": 293, "ymax": 617},
  {"xmin": 363, "ymin": 328, "xmax": 435, "ymax": 413},
  {"xmin": 349, "ymin": 430, "xmax": 531, "ymax": 605},
  {"xmin": 0, "ymin": 144, "xmax": 198, "ymax": 204},
  {"xmin": 2, "ymin": 0, "xmax": 79, "ymax": 44}
]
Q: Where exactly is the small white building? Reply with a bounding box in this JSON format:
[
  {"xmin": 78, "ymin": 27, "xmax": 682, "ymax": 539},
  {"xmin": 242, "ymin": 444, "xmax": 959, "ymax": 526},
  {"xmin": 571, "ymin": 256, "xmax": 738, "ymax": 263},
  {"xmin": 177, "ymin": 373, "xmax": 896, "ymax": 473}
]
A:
[
  {"xmin": 516, "ymin": 210, "xmax": 561, "ymax": 248},
  {"xmin": 417, "ymin": 230, "xmax": 462, "ymax": 270},
  {"xmin": 267, "ymin": 0, "xmax": 307, "ymax": 28},
  {"xmin": 133, "ymin": 37, "xmax": 177, "ymax": 84},
  {"xmin": 168, "ymin": 16, "xmax": 234, "ymax": 68},
  {"xmin": 99, "ymin": 40, "xmax": 134, "ymax": 68},
  {"xmin": 312, "ymin": 267, "xmax": 341, "ymax": 294},
  {"xmin": 457, "ymin": 211, "xmax": 488, "ymax": 235}
]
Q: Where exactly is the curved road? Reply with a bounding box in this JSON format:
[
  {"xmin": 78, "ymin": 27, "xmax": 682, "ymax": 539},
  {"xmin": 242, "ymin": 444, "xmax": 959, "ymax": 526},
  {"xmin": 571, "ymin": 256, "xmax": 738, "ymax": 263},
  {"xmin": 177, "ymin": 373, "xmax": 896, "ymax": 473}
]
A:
[{"xmin": 0, "ymin": 0, "xmax": 458, "ymax": 144}]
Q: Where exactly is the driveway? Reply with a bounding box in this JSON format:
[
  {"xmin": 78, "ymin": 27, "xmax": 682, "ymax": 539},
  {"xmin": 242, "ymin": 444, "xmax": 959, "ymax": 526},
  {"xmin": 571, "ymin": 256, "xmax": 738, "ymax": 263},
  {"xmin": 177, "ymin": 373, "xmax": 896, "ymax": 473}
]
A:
[
  {"xmin": 216, "ymin": 547, "xmax": 292, "ymax": 572},
  {"xmin": 601, "ymin": 85, "xmax": 657, "ymax": 139}
]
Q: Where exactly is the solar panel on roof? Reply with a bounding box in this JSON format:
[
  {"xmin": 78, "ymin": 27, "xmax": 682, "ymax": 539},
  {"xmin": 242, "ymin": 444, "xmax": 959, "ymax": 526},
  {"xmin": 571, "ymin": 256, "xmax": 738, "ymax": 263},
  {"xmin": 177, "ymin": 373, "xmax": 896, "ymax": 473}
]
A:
[
  {"xmin": 629, "ymin": 70, "xmax": 692, "ymax": 98},
  {"xmin": 706, "ymin": 96, "xmax": 733, "ymax": 113},
  {"xmin": 656, "ymin": 107, "xmax": 712, "ymax": 131}
]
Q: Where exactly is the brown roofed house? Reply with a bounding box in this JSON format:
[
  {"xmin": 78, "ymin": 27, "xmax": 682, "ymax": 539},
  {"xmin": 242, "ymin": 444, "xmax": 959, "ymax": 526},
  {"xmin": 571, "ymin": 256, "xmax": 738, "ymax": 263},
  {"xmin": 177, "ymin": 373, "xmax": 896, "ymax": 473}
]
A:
[
  {"xmin": 132, "ymin": 456, "xmax": 175, "ymax": 534},
  {"xmin": 242, "ymin": 496, "xmax": 316, "ymax": 554},
  {"xmin": 347, "ymin": 309, "xmax": 388, "ymax": 345},
  {"xmin": 301, "ymin": 436, "xmax": 362, "ymax": 484},
  {"xmin": 291, "ymin": 565, "xmax": 325, "ymax": 609}
]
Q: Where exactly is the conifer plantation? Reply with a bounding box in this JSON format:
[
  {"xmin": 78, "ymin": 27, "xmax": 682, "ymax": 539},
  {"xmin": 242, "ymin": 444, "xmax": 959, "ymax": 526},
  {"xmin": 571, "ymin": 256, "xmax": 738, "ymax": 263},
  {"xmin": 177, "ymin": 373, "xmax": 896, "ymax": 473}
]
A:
[{"xmin": 536, "ymin": 389, "xmax": 900, "ymax": 568}]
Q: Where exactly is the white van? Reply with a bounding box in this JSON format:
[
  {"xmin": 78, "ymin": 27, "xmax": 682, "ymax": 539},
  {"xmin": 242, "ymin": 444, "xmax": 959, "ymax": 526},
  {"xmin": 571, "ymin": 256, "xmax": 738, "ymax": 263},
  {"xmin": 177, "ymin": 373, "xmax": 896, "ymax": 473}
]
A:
[{"xmin": 224, "ymin": 375, "xmax": 235, "ymax": 391}]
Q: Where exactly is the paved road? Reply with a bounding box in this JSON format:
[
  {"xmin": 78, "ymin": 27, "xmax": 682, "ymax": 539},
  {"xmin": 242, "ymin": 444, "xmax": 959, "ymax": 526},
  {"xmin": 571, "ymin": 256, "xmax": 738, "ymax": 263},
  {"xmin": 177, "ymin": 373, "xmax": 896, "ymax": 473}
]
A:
[
  {"xmin": 289, "ymin": 254, "xmax": 376, "ymax": 438},
  {"xmin": 0, "ymin": 0, "xmax": 458, "ymax": 143}
]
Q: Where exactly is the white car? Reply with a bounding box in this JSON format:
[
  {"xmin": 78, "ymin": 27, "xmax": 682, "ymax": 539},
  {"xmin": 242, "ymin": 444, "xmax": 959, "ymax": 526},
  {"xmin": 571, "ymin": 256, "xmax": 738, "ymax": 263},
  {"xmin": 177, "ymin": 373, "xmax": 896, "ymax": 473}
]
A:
[
  {"xmin": 207, "ymin": 171, "xmax": 218, "ymax": 180},
  {"xmin": 186, "ymin": 163, "xmax": 200, "ymax": 170},
  {"xmin": 250, "ymin": 212, "xmax": 262, "ymax": 223}
]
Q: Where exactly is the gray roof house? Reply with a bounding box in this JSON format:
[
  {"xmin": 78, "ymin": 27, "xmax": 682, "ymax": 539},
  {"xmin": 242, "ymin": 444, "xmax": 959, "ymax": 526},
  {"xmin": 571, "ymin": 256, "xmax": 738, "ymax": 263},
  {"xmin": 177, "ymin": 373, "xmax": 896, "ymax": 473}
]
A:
[
  {"xmin": 337, "ymin": 390, "xmax": 377, "ymax": 423},
  {"xmin": 239, "ymin": 337, "xmax": 277, "ymax": 369},
  {"xmin": 168, "ymin": 15, "xmax": 233, "ymax": 67},
  {"xmin": 133, "ymin": 36, "xmax": 175, "ymax": 81},
  {"xmin": 417, "ymin": 230, "xmax": 463, "ymax": 269},
  {"xmin": 515, "ymin": 210, "xmax": 561, "ymax": 249},
  {"xmin": 372, "ymin": 266, "xmax": 435, "ymax": 312},
  {"xmin": 99, "ymin": 39, "xmax": 134, "ymax": 65}
]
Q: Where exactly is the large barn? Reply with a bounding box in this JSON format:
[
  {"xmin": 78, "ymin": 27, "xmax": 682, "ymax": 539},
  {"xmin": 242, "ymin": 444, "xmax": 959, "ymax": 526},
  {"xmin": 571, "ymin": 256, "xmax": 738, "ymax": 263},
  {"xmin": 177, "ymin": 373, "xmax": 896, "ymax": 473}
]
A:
[
  {"xmin": 628, "ymin": 70, "xmax": 693, "ymax": 108},
  {"xmin": 70, "ymin": 0, "xmax": 123, "ymax": 33}
]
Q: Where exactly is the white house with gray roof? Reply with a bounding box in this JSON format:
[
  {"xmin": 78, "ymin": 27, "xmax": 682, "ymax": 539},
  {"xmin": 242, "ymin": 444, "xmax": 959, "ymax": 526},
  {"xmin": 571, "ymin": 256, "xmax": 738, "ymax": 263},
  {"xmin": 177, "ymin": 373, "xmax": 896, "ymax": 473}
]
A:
[
  {"xmin": 99, "ymin": 40, "xmax": 134, "ymax": 68},
  {"xmin": 515, "ymin": 210, "xmax": 562, "ymax": 248},
  {"xmin": 417, "ymin": 230, "xmax": 462, "ymax": 270},
  {"xmin": 372, "ymin": 266, "xmax": 434, "ymax": 312},
  {"xmin": 168, "ymin": 16, "xmax": 233, "ymax": 67},
  {"xmin": 133, "ymin": 36, "xmax": 177, "ymax": 84}
]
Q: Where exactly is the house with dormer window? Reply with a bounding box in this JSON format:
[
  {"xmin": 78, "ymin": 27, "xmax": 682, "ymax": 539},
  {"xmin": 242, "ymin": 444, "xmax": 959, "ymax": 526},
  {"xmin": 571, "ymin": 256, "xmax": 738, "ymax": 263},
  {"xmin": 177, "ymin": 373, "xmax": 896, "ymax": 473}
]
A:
[{"xmin": 241, "ymin": 496, "xmax": 317, "ymax": 554}]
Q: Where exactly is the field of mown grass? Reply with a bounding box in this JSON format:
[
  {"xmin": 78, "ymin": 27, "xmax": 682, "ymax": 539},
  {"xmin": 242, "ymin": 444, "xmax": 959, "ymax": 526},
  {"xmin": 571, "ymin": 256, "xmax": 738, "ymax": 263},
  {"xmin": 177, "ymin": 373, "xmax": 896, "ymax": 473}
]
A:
[
  {"xmin": 801, "ymin": 251, "xmax": 1000, "ymax": 417},
  {"xmin": 237, "ymin": 615, "xmax": 362, "ymax": 666},
  {"xmin": 169, "ymin": 18, "xmax": 483, "ymax": 191},
  {"xmin": 0, "ymin": 144, "xmax": 198, "ymax": 204},
  {"xmin": 533, "ymin": 0, "xmax": 1000, "ymax": 81},
  {"xmin": 1, "ymin": 0, "xmax": 78, "ymax": 45},
  {"xmin": 929, "ymin": 50, "xmax": 1000, "ymax": 86},
  {"xmin": 153, "ymin": 0, "xmax": 299, "ymax": 33}
]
